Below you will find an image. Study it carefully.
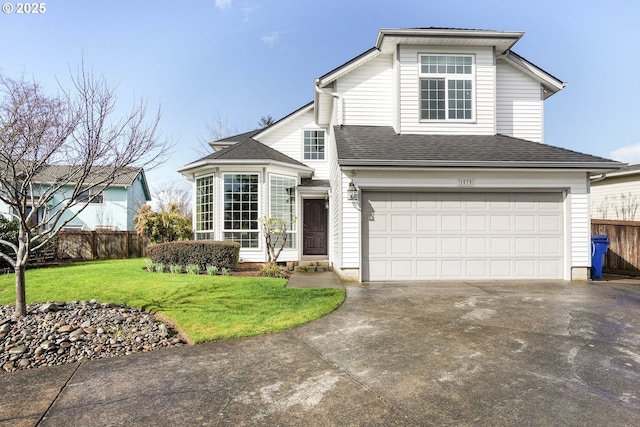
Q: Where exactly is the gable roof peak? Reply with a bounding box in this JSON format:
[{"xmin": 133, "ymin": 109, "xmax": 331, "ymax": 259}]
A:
[{"xmin": 376, "ymin": 27, "xmax": 524, "ymax": 54}]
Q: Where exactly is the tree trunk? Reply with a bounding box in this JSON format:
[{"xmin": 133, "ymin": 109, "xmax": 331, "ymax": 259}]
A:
[
  {"xmin": 14, "ymin": 229, "xmax": 29, "ymax": 317},
  {"xmin": 14, "ymin": 263, "xmax": 27, "ymax": 317}
]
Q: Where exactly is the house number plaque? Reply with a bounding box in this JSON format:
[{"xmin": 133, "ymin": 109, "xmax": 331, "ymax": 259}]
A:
[{"xmin": 457, "ymin": 178, "xmax": 475, "ymax": 187}]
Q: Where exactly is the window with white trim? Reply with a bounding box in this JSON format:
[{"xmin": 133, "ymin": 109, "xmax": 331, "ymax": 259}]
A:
[
  {"xmin": 224, "ymin": 174, "xmax": 259, "ymax": 248},
  {"xmin": 419, "ymin": 55, "xmax": 474, "ymax": 121},
  {"xmin": 303, "ymin": 130, "xmax": 325, "ymax": 160},
  {"xmin": 195, "ymin": 175, "xmax": 214, "ymax": 240},
  {"xmin": 269, "ymin": 175, "xmax": 296, "ymax": 249}
]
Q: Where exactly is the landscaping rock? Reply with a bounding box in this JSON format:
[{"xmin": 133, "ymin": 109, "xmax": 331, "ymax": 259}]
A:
[{"xmin": 0, "ymin": 301, "xmax": 186, "ymax": 374}]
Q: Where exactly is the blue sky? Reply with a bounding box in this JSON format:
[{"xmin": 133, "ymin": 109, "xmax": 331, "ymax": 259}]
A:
[{"xmin": 2, "ymin": 0, "xmax": 639, "ymax": 190}]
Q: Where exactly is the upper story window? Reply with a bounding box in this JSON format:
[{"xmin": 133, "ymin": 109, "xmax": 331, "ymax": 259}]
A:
[
  {"xmin": 303, "ymin": 130, "xmax": 325, "ymax": 160},
  {"xmin": 75, "ymin": 188, "xmax": 104, "ymax": 204},
  {"xmin": 419, "ymin": 55, "xmax": 474, "ymax": 121}
]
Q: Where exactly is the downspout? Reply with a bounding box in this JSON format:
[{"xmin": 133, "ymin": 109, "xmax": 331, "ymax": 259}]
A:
[
  {"xmin": 314, "ymin": 82, "xmax": 344, "ymax": 126},
  {"xmin": 590, "ymin": 173, "xmax": 607, "ymax": 183}
]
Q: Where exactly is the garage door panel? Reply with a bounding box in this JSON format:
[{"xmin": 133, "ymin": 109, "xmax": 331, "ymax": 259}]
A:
[
  {"xmin": 465, "ymin": 259, "xmax": 488, "ymax": 277},
  {"xmin": 442, "ymin": 237, "xmax": 462, "ymax": 254},
  {"xmin": 416, "ymin": 237, "xmax": 437, "ymax": 254},
  {"xmin": 514, "ymin": 215, "xmax": 536, "ymax": 232},
  {"xmin": 391, "ymin": 215, "xmax": 413, "ymax": 231},
  {"xmin": 466, "ymin": 215, "xmax": 488, "ymax": 232},
  {"xmin": 515, "ymin": 237, "xmax": 536, "ymax": 254},
  {"xmin": 539, "ymin": 215, "xmax": 561, "ymax": 232},
  {"xmin": 416, "ymin": 215, "xmax": 437, "ymax": 231},
  {"xmin": 514, "ymin": 260, "xmax": 536, "ymax": 277},
  {"xmin": 442, "ymin": 215, "xmax": 463, "ymax": 231},
  {"xmin": 491, "ymin": 216, "xmax": 512, "ymax": 232},
  {"xmin": 539, "ymin": 237, "xmax": 562, "ymax": 255},
  {"xmin": 466, "ymin": 237, "xmax": 487, "ymax": 254},
  {"xmin": 368, "ymin": 237, "xmax": 388, "ymax": 255},
  {"xmin": 490, "ymin": 237, "xmax": 511, "ymax": 254},
  {"xmin": 362, "ymin": 192, "xmax": 564, "ymax": 281},
  {"xmin": 441, "ymin": 260, "xmax": 463, "ymax": 277},
  {"xmin": 391, "ymin": 260, "xmax": 413, "ymax": 278},
  {"xmin": 391, "ymin": 237, "xmax": 413, "ymax": 254}
]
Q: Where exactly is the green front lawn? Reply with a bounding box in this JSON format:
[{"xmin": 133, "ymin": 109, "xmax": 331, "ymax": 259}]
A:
[{"xmin": 0, "ymin": 259, "xmax": 345, "ymax": 343}]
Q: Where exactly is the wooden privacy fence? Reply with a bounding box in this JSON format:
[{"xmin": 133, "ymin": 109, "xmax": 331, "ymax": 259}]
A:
[
  {"xmin": 591, "ymin": 219, "xmax": 640, "ymax": 276},
  {"xmin": 50, "ymin": 231, "xmax": 149, "ymax": 261}
]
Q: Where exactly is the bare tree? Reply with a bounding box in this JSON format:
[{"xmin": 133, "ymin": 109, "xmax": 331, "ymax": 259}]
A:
[
  {"xmin": 599, "ymin": 193, "xmax": 640, "ymax": 221},
  {"xmin": 151, "ymin": 181, "xmax": 192, "ymax": 216},
  {"xmin": 0, "ymin": 68, "xmax": 172, "ymax": 317},
  {"xmin": 258, "ymin": 115, "xmax": 275, "ymax": 128}
]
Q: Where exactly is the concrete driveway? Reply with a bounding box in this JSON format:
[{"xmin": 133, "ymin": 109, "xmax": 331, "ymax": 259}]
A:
[{"xmin": 2, "ymin": 279, "xmax": 640, "ymax": 426}]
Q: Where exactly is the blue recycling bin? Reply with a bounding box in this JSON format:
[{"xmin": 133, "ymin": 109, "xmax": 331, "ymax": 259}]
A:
[{"xmin": 591, "ymin": 234, "xmax": 610, "ymax": 280}]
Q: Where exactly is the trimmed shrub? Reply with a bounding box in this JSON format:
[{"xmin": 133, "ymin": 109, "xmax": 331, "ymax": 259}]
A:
[{"xmin": 146, "ymin": 240, "xmax": 240, "ymax": 272}]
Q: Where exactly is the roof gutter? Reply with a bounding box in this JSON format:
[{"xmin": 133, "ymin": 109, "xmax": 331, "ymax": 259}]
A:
[
  {"xmin": 338, "ymin": 159, "xmax": 624, "ymax": 171},
  {"xmin": 177, "ymin": 159, "xmax": 314, "ymax": 180}
]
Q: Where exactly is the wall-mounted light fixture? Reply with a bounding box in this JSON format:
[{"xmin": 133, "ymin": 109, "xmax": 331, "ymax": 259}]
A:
[{"xmin": 347, "ymin": 180, "xmax": 358, "ymax": 201}]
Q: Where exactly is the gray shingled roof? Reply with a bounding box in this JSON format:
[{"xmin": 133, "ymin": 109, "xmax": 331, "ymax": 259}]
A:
[
  {"xmin": 33, "ymin": 165, "xmax": 145, "ymax": 186},
  {"xmin": 195, "ymin": 138, "xmax": 308, "ymax": 167},
  {"xmin": 335, "ymin": 126, "xmax": 622, "ymax": 168}
]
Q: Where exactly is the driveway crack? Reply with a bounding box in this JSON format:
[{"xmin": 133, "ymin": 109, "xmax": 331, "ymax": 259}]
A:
[{"xmin": 36, "ymin": 361, "xmax": 83, "ymax": 426}]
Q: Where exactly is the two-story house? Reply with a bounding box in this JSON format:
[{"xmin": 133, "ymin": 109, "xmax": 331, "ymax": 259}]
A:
[
  {"xmin": 178, "ymin": 27, "xmax": 622, "ymax": 282},
  {"xmin": 0, "ymin": 166, "xmax": 150, "ymax": 231}
]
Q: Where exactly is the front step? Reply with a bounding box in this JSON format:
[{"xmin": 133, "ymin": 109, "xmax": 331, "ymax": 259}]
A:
[{"xmin": 295, "ymin": 260, "xmax": 332, "ymax": 273}]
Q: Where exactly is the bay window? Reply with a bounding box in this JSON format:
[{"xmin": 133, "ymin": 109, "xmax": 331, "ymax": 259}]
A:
[
  {"xmin": 269, "ymin": 175, "xmax": 296, "ymax": 249},
  {"xmin": 195, "ymin": 175, "xmax": 214, "ymax": 240},
  {"xmin": 224, "ymin": 174, "xmax": 259, "ymax": 248}
]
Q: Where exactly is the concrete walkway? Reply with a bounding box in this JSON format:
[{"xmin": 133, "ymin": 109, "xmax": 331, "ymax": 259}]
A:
[{"xmin": 2, "ymin": 275, "xmax": 640, "ymax": 426}]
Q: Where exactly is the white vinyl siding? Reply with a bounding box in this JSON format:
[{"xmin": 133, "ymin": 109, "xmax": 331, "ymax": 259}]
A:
[
  {"xmin": 398, "ymin": 46, "xmax": 495, "ymax": 135},
  {"xmin": 336, "ymin": 54, "xmax": 394, "ymax": 126},
  {"xmin": 496, "ymin": 60, "xmax": 544, "ymax": 142},
  {"xmin": 259, "ymin": 109, "xmax": 330, "ymax": 179},
  {"xmin": 591, "ymin": 176, "xmax": 640, "ymax": 221}
]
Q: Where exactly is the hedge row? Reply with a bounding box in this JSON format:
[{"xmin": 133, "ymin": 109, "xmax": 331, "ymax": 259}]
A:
[{"xmin": 146, "ymin": 240, "xmax": 240, "ymax": 271}]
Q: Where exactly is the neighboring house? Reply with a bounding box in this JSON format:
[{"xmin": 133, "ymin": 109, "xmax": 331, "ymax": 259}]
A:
[
  {"xmin": 179, "ymin": 27, "xmax": 623, "ymax": 282},
  {"xmin": 0, "ymin": 166, "xmax": 150, "ymax": 231},
  {"xmin": 591, "ymin": 164, "xmax": 640, "ymax": 221}
]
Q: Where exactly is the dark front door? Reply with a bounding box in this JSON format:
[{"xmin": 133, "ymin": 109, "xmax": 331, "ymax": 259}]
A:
[{"xmin": 303, "ymin": 199, "xmax": 327, "ymax": 255}]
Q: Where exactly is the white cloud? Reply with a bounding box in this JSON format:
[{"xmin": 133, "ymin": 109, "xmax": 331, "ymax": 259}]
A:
[
  {"xmin": 215, "ymin": 0, "xmax": 232, "ymax": 11},
  {"xmin": 261, "ymin": 32, "xmax": 279, "ymax": 48},
  {"xmin": 610, "ymin": 143, "xmax": 640, "ymax": 165},
  {"xmin": 242, "ymin": 6, "xmax": 258, "ymax": 22}
]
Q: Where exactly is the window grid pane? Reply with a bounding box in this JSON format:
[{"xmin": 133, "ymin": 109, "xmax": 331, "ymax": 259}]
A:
[
  {"xmin": 195, "ymin": 176, "xmax": 214, "ymax": 237},
  {"xmin": 420, "ymin": 79, "xmax": 445, "ymax": 120},
  {"xmin": 270, "ymin": 176, "xmax": 297, "ymax": 249},
  {"xmin": 420, "ymin": 55, "xmax": 472, "ymax": 75},
  {"xmin": 447, "ymin": 79, "xmax": 473, "ymax": 120},
  {"xmin": 224, "ymin": 174, "xmax": 259, "ymax": 248},
  {"xmin": 304, "ymin": 130, "xmax": 325, "ymax": 160},
  {"xmin": 420, "ymin": 54, "xmax": 473, "ymax": 121}
]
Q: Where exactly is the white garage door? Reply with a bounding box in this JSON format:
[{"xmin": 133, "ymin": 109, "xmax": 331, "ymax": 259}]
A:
[{"xmin": 362, "ymin": 192, "xmax": 564, "ymax": 281}]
